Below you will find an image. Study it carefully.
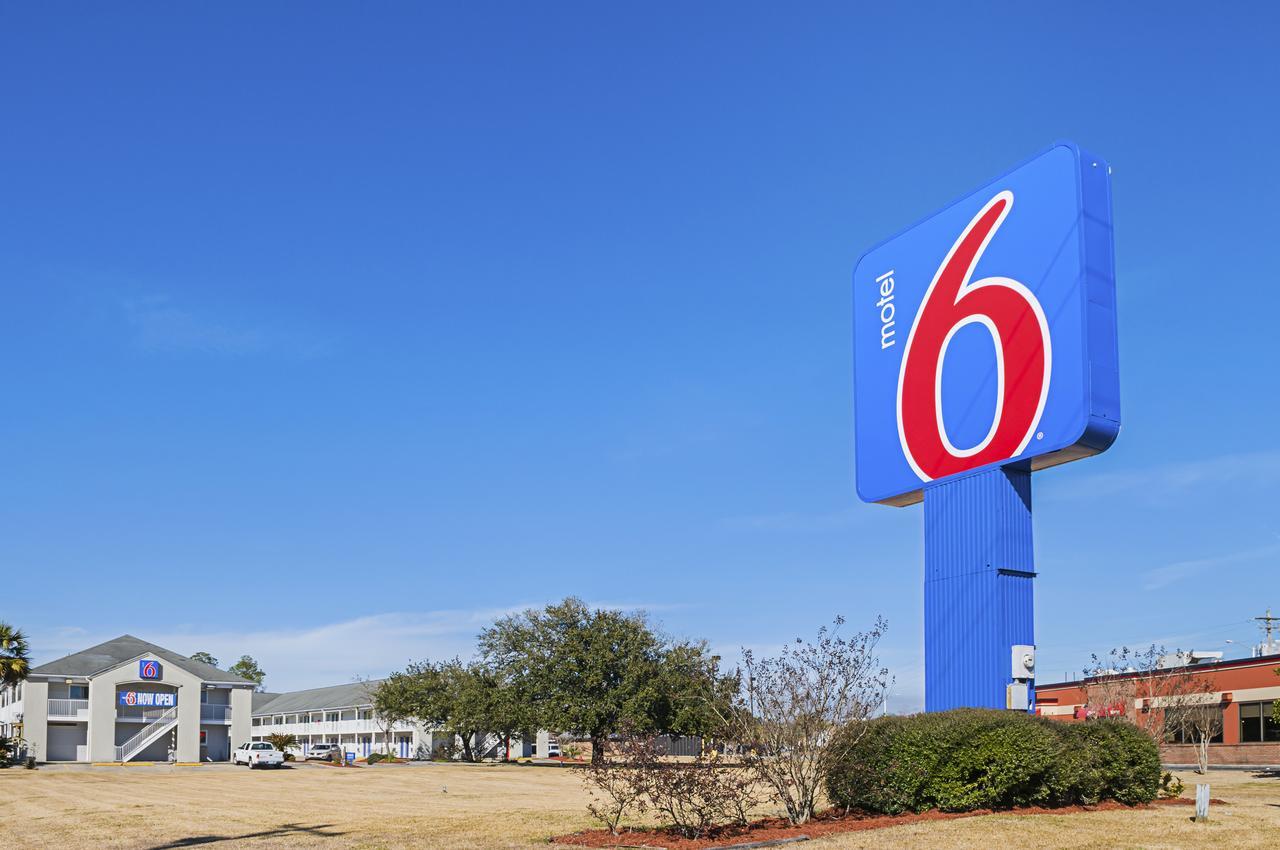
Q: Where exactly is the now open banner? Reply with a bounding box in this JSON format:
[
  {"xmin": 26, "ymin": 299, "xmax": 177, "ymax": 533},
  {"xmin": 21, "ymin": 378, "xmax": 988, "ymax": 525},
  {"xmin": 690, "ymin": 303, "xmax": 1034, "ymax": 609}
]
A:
[{"xmin": 118, "ymin": 691, "xmax": 177, "ymax": 707}]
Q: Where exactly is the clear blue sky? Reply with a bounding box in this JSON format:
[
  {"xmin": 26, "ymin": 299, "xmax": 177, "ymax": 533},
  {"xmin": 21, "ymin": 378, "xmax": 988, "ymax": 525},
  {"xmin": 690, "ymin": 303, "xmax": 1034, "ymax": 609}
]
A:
[{"xmin": 3, "ymin": 3, "xmax": 1277, "ymax": 702}]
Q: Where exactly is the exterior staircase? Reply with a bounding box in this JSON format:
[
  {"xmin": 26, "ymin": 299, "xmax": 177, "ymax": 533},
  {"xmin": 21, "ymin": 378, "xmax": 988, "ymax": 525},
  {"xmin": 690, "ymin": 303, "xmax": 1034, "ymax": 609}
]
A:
[
  {"xmin": 475, "ymin": 732, "xmax": 505, "ymax": 760},
  {"xmin": 114, "ymin": 705, "xmax": 178, "ymax": 762}
]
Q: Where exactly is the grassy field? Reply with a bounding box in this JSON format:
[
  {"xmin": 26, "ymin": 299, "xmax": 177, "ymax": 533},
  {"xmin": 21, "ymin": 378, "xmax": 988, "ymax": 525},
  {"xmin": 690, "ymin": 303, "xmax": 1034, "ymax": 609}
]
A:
[{"xmin": 1, "ymin": 762, "xmax": 1277, "ymax": 849}]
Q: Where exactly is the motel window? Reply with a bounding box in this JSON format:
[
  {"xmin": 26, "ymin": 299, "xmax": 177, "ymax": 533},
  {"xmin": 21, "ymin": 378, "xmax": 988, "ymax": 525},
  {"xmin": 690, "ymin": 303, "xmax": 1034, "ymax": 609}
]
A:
[
  {"xmin": 359, "ymin": 710, "xmax": 372, "ymax": 720},
  {"xmin": 252, "ymin": 718, "xmax": 261, "ymax": 726},
  {"xmin": 69, "ymin": 685, "xmax": 88, "ymax": 701},
  {"xmin": 1239, "ymin": 701, "xmax": 1280, "ymax": 743},
  {"xmin": 326, "ymin": 712, "xmax": 340, "ymax": 723}
]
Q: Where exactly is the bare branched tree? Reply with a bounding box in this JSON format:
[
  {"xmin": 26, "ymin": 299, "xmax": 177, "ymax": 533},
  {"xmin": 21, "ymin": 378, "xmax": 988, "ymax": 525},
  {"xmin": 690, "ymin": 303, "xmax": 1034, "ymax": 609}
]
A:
[
  {"xmin": 1158, "ymin": 665, "xmax": 1221, "ymax": 775},
  {"xmin": 1085, "ymin": 645, "xmax": 1223, "ymax": 773},
  {"xmin": 1083, "ymin": 645, "xmax": 1149, "ymax": 721},
  {"xmin": 718, "ymin": 616, "xmax": 890, "ymax": 826}
]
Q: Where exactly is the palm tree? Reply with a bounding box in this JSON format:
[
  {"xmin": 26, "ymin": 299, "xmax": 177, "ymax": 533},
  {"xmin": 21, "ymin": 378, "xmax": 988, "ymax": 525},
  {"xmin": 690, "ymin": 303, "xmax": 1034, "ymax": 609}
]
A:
[
  {"xmin": 0, "ymin": 623, "xmax": 30, "ymax": 688},
  {"xmin": 265, "ymin": 732, "xmax": 298, "ymax": 761}
]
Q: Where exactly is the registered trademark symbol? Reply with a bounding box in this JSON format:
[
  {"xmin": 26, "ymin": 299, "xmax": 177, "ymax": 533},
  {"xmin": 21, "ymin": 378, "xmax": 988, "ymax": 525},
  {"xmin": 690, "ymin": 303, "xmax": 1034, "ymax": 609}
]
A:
[{"xmin": 1036, "ymin": 432, "xmax": 1044, "ymax": 440}]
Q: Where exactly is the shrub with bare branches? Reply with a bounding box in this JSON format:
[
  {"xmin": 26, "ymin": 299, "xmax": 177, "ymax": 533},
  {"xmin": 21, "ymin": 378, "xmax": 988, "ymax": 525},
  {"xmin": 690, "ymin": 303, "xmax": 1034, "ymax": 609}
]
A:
[
  {"xmin": 581, "ymin": 734, "xmax": 760, "ymax": 839},
  {"xmin": 642, "ymin": 749, "xmax": 760, "ymax": 838},
  {"xmin": 718, "ymin": 616, "xmax": 890, "ymax": 826},
  {"xmin": 581, "ymin": 734, "xmax": 658, "ymax": 834}
]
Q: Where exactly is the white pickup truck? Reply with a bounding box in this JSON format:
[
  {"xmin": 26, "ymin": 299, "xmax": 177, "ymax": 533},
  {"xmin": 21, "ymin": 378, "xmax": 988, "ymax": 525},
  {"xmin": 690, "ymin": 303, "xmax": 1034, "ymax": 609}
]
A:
[{"xmin": 233, "ymin": 741, "xmax": 285, "ymax": 769}]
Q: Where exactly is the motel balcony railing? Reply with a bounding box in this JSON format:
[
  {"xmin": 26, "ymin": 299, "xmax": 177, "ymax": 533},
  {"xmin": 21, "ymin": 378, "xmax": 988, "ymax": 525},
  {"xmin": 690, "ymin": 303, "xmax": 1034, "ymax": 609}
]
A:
[
  {"xmin": 117, "ymin": 706, "xmax": 176, "ymax": 723},
  {"xmin": 47, "ymin": 699, "xmax": 89, "ymax": 718},
  {"xmin": 255, "ymin": 718, "xmax": 416, "ymax": 736},
  {"xmin": 200, "ymin": 704, "xmax": 233, "ymax": 723}
]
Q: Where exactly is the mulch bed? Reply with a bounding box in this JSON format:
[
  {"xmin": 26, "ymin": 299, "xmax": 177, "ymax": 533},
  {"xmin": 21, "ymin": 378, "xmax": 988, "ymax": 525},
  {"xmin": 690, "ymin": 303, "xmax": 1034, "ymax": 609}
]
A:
[{"xmin": 551, "ymin": 797, "xmax": 1219, "ymax": 850}]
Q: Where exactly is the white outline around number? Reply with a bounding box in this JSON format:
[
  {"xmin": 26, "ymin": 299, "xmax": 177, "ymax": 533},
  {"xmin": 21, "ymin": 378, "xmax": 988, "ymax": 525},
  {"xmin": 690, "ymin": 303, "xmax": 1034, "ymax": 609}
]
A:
[{"xmin": 896, "ymin": 191, "xmax": 1052, "ymax": 482}]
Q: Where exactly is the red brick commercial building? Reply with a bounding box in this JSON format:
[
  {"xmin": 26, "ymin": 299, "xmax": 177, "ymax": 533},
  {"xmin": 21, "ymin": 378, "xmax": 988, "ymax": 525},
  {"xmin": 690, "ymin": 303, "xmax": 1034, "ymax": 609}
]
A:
[{"xmin": 1035, "ymin": 653, "xmax": 1280, "ymax": 766}]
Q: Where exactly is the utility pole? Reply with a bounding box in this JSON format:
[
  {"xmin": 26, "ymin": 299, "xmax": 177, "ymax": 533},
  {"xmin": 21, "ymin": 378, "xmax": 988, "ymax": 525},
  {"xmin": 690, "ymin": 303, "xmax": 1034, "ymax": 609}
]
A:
[{"xmin": 1255, "ymin": 608, "xmax": 1280, "ymax": 656}]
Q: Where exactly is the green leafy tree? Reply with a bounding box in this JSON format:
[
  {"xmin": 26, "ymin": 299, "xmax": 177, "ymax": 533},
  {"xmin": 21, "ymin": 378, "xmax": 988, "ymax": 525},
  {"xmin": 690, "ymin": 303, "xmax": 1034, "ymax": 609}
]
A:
[
  {"xmin": 446, "ymin": 661, "xmax": 537, "ymax": 761},
  {"xmin": 368, "ymin": 676, "xmax": 415, "ymax": 758},
  {"xmin": 188, "ymin": 651, "xmax": 219, "ymax": 667},
  {"xmin": 228, "ymin": 655, "xmax": 266, "ymax": 690},
  {"xmin": 0, "ymin": 623, "xmax": 30, "ymax": 689},
  {"xmin": 444, "ymin": 661, "xmax": 500, "ymax": 762},
  {"xmin": 479, "ymin": 597, "xmax": 730, "ymax": 764},
  {"xmin": 386, "ymin": 660, "xmax": 525, "ymax": 762},
  {"xmin": 651, "ymin": 640, "xmax": 738, "ymax": 739},
  {"xmin": 484, "ymin": 667, "xmax": 538, "ymax": 761}
]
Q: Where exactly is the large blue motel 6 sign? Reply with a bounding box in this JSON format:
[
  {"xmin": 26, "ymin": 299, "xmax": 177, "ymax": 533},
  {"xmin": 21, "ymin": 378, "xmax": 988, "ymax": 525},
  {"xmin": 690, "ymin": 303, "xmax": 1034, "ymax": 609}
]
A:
[{"xmin": 852, "ymin": 142, "xmax": 1120, "ymax": 711}]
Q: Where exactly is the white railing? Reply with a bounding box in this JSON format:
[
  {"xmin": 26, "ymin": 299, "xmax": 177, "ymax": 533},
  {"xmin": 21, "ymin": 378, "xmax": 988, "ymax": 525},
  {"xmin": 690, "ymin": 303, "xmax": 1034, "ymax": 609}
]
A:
[
  {"xmin": 117, "ymin": 706, "xmax": 174, "ymax": 722},
  {"xmin": 114, "ymin": 706, "xmax": 178, "ymax": 762},
  {"xmin": 200, "ymin": 704, "xmax": 232, "ymax": 722},
  {"xmin": 47, "ymin": 699, "xmax": 89, "ymax": 718},
  {"xmin": 256, "ymin": 718, "xmax": 395, "ymax": 736}
]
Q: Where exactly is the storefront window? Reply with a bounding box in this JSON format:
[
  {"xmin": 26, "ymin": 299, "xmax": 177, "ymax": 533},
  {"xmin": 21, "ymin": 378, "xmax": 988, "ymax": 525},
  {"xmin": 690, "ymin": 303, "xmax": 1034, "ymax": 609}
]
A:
[
  {"xmin": 1166, "ymin": 706, "xmax": 1225, "ymax": 745},
  {"xmin": 1265, "ymin": 705, "xmax": 1280, "ymax": 742},
  {"xmin": 1240, "ymin": 701, "xmax": 1278, "ymax": 743}
]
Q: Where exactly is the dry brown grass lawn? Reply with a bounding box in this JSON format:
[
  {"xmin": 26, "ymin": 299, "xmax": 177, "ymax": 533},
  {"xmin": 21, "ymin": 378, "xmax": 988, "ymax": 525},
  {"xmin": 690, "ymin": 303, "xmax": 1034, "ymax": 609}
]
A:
[{"xmin": 0, "ymin": 762, "xmax": 1276, "ymax": 849}]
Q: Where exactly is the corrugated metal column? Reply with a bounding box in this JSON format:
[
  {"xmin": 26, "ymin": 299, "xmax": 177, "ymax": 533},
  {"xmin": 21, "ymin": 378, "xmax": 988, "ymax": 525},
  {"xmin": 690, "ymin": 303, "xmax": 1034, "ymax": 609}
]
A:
[{"xmin": 923, "ymin": 466, "xmax": 1035, "ymax": 711}]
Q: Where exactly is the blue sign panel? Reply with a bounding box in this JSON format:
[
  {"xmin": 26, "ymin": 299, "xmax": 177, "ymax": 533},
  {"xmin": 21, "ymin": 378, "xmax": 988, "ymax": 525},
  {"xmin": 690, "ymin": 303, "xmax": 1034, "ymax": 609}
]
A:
[
  {"xmin": 853, "ymin": 142, "xmax": 1120, "ymax": 505},
  {"xmin": 119, "ymin": 691, "xmax": 177, "ymax": 707},
  {"xmin": 139, "ymin": 659, "xmax": 162, "ymax": 679}
]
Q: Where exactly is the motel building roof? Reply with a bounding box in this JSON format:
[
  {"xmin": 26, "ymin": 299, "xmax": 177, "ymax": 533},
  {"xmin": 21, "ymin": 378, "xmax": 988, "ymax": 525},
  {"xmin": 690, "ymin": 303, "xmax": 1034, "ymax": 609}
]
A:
[
  {"xmin": 251, "ymin": 679, "xmax": 386, "ymax": 716},
  {"xmin": 26, "ymin": 634, "xmax": 254, "ymax": 686}
]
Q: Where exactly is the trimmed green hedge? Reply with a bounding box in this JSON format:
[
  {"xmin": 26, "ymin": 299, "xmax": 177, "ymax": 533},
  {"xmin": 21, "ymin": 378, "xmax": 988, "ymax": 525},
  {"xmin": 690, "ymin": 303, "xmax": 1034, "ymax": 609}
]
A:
[{"xmin": 826, "ymin": 710, "xmax": 1160, "ymax": 814}]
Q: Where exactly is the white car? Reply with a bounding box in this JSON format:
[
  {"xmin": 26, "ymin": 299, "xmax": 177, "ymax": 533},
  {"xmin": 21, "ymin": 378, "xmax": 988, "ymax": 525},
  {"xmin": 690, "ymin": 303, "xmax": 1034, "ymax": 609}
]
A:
[
  {"xmin": 233, "ymin": 741, "xmax": 285, "ymax": 768},
  {"xmin": 306, "ymin": 742, "xmax": 343, "ymax": 761}
]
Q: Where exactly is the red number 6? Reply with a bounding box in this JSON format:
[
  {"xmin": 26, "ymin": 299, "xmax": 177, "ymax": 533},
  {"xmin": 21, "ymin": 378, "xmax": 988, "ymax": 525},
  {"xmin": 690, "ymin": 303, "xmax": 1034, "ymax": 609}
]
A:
[{"xmin": 896, "ymin": 191, "xmax": 1051, "ymax": 481}]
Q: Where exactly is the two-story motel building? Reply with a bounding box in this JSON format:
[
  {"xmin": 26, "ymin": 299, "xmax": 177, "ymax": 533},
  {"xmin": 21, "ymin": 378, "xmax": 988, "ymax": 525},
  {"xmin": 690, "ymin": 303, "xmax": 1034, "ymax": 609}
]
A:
[
  {"xmin": 0, "ymin": 633, "xmax": 539, "ymax": 763},
  {"xmin": 0, "ymin": 635, "xmax": 255, "ymax": 763},
  {"xmin": 249, "ymin": 681, "xmax": 433, "ymax": 759},
  {"xmin": 249, "ymin": 682, "xmax": 537, "ymax": 761}
]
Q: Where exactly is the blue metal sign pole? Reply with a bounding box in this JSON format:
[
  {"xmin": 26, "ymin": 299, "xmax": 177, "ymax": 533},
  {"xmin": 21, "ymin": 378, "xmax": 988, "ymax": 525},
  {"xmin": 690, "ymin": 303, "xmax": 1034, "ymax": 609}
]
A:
[{"xmin": 923, "ymin": 466, "xmax": 1034, "ymax": 711}]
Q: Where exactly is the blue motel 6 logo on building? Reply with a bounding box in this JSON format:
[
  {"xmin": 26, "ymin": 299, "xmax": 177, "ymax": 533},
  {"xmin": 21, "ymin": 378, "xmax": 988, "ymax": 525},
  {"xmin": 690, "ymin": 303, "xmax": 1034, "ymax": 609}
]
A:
[
  {"xmin": 139, "ymin": 659, "xmax": 161, "ymax": 679},
  {"xmin": 852, "ymin": 142, "xmax": 1121, "ymax": 505}
]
